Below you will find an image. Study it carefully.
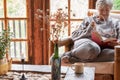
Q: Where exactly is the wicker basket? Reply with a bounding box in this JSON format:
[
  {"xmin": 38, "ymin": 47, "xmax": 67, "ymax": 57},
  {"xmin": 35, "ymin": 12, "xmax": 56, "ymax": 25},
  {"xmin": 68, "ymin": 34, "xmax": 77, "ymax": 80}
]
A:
[{"xmin": 0, "ymin": 58, "xmax": 9, "ymax": 75}]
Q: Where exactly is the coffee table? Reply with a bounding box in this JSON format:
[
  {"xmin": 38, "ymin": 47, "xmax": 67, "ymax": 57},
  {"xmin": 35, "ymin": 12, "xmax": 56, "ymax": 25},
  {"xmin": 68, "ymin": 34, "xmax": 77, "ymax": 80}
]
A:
[{"xmin": 64, "ymin": 67, "xmax": 95, "ymax": 80}]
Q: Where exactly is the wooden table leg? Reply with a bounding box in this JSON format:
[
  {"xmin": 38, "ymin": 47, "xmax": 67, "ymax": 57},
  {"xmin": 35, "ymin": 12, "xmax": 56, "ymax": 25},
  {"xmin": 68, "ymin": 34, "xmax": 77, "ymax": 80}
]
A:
[{"xmin": 114, "ymin": 46, "xmax": 120, "ymax": 80}]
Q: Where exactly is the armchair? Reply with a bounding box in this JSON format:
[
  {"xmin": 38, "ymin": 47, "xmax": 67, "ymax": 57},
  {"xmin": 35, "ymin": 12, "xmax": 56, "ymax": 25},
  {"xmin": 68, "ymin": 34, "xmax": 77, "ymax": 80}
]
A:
[
  {"xmin": 59, "ymin": 38, "xmax": 115, "ymax": 79},
  {"xmin": 50, "ymin": 9, "xmax": 120, "ymax": 80}
]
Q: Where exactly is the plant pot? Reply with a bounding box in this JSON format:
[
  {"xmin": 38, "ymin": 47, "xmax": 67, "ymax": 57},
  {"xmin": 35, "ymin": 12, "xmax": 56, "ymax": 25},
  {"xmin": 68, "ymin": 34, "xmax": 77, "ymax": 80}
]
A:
[
  {"xmin": 0, "ymin": 58, "xmax": 9, "ymax": 75},
  {"xmin": 8, "ymin": 58, "xmax": 12, "ymax": 70}
]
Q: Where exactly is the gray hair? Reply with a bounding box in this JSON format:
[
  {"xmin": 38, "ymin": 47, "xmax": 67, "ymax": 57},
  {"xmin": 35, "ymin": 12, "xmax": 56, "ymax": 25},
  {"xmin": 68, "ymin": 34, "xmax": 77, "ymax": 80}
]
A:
[{"xmin": 96, "ymin": 0, "xmax": 113, "ymax": 9}]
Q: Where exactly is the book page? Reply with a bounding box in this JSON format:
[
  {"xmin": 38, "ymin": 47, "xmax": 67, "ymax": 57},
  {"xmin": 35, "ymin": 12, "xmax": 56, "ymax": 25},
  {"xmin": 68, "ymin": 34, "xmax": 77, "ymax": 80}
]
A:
[{"xmin": 91, "ymin": 31, "xmax": 103, "ymax": 46}]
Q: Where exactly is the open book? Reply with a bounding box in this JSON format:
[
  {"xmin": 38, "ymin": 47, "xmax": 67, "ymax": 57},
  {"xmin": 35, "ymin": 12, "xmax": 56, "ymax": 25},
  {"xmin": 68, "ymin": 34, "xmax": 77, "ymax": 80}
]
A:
[{"xmin": 91, "ymin": 31, "xmax": 117, "ymax": 48}]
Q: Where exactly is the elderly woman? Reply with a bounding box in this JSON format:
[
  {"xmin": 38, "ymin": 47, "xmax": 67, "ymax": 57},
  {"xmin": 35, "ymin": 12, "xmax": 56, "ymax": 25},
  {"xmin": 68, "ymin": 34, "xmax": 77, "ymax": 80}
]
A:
[{"xmin": 61, "ymin": 0, "xmax": 120, "ymax": 63}]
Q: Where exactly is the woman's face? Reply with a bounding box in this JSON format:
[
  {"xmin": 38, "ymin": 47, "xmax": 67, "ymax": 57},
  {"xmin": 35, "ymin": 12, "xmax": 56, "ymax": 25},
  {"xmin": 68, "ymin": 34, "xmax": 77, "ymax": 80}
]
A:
[{"xmin": 97, "ymin": 6, "xmax": 111, "ymax": 21}]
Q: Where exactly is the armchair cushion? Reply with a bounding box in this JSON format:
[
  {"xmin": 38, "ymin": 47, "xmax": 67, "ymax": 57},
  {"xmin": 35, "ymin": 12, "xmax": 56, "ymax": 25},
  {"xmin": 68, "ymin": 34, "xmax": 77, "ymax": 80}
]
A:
[{"xmin": 95, "ymin": 48, "xmax": 114, "ymax": 62}]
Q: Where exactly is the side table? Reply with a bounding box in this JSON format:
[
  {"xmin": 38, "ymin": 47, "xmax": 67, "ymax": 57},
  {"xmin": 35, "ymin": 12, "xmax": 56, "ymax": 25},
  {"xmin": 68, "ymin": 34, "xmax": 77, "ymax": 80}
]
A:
[{"xmin": 64, "ymin": 67, "xmax": 95, "ymax": 80}]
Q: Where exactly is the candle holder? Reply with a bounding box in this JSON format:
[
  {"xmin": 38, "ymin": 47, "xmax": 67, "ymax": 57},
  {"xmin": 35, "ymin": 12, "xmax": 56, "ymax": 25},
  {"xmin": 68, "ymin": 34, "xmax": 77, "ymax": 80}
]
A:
[{"xmin": 20, "ymin": 58, "xmax": 27, "ymax": 80}]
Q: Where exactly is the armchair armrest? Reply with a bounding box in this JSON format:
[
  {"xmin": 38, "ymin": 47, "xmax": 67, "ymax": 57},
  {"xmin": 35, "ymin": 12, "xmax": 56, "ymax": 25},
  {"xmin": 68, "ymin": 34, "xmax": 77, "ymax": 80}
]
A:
[
  {"xmin": 58, "ymin": 37, "xmax": 74, "ymax": 51},
  {"xmin": 49, "ymin": 37, "xmax": 74, "ymax": 55}
]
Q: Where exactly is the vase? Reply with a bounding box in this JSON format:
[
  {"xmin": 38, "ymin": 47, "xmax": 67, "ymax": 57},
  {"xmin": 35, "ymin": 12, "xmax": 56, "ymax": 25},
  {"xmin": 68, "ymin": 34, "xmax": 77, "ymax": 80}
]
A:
[
  {"xmin": 51, "ymin": 43, "xmax": 61, "ymax": 80},
  {"xmin": 0, "ymin": 57, "xmax": 9, "ymax": 75}
]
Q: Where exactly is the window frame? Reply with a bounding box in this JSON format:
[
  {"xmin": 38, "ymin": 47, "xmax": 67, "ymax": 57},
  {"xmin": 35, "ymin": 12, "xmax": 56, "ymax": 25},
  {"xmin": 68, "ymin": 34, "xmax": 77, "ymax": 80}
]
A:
[{"xmin": 0, "ymin": 0, "xmax": 29, "ymax": 63}]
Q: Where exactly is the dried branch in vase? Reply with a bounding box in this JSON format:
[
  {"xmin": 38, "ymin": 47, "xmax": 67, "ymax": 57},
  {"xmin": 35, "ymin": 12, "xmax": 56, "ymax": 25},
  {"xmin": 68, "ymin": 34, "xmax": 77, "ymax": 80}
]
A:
[{"xmin": 35, "ymin": 8, "xmax": 68, "ymax": 43}]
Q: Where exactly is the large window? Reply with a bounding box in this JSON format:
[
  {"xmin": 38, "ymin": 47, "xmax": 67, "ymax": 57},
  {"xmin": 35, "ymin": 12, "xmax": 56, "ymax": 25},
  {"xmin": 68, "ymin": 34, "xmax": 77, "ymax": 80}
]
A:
[
  {"xmin": 50, "ymin": 0, "xmax": 89, "ymax": 54},
  {"xmin": 0, "ymin": 0, "xmax": 28, "ymax": 61},
  {"xmin": 50, "ymin": 0, "xmax": 88, "ymax": 37}
]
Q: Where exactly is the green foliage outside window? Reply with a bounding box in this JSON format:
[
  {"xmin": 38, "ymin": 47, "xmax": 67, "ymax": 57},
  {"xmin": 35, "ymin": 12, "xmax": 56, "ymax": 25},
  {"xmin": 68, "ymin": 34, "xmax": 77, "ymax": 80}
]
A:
[{"xmin": 113, "ymin": 0, "xmax": 120, "ymax": 10}]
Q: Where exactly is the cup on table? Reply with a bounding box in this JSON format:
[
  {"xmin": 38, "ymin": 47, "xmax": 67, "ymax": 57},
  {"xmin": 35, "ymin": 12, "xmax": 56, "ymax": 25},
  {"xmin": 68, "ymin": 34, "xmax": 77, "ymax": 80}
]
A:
[{"xmin": 71, "ymin": 63, "xmax": 84, "ymax": 74}]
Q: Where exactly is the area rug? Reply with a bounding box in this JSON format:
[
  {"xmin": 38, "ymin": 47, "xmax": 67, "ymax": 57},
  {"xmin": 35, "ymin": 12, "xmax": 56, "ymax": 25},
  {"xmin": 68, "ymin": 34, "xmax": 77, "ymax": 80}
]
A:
[{"xmin": 0, "ymin": 71, "xmax": 65, "ymax": 80}]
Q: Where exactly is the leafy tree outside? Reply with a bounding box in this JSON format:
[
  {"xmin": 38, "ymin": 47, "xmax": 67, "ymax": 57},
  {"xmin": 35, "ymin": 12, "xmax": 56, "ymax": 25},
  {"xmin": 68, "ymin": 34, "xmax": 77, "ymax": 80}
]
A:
[{"xmin": 113, "ymin": 0, "xmax": 120, "ymax": 10}]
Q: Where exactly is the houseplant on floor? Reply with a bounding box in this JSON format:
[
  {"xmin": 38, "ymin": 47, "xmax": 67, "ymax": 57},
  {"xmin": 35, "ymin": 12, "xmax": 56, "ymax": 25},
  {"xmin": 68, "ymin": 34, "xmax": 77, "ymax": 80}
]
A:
[{"xmin": 0, "ymin": 28, "xmax": 12, "ymax": 75}]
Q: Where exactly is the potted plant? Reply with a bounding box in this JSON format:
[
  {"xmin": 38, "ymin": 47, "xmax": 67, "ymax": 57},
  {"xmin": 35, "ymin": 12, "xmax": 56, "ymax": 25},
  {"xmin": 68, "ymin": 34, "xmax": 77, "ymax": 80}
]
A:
[{"xmin": 0, "ymin": 28, "xmax": 12, "ymax": 75}]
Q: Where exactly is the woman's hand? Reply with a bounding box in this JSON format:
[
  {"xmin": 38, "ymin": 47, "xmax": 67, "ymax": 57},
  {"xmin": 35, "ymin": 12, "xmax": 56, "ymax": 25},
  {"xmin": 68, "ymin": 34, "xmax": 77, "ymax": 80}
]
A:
[
  {"xmin": 91, "ymin": 22, "xmax": 96, "ymax": 30},
  {"xmin": 104, "ymin": 38, "xmax": 117, "ymax": 43},
  {"xmin": 105, "ymin": 38, "xmax": 119, "ymax": 47}
]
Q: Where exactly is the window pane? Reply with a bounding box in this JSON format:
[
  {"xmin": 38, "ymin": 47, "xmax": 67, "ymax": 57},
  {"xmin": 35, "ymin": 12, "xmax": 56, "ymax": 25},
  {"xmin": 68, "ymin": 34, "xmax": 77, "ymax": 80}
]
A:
[
  {"xmin": 7, "ymin": 0, "xmax": 26, "ymax": 17},
  {"xmin": 8, "ymin": 20, "xmax": 27, "ymax": 39},
  {"xmin": 50, "ymin": 21, "xmax": 68, "ymax": 39},
  {"xmin": 10, "ymin": 41, "xmax": 28, "ymax": 60},
  {"xmin": 0, "ymin": 20, "xmax": 4, "ymax": 31},
  {"xmin": 50, "ymin": 0, "xmax": 89, "ymax": 56},
  {"xmin": 71, "ymin": 0, "xmax": 88, "ymax": 19},
  {"xmin": 50, "ymin": 0, "xmax": 68, "ymax": 14},
  {"xmin": 0, "ymin": 0, "xmax": 4, "ymax": 18},
  {"xmin": 71, "ymin": 21, "xmax": 82, "ymax": 34},
  {"xmin": 70, "ymin": 21, "xmax": 82, "ymax": 35}
]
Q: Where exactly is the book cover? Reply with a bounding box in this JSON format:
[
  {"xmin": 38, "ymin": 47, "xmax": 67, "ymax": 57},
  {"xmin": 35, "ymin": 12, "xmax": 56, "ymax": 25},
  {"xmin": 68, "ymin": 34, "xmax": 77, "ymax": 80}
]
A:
[
  {"xmin": 91, "ymin": 31, "xmax": 119, "ymax": 49},
  {"xmin": 91, "ymin": 31, "xmax": 108, "ymax": 47}
]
